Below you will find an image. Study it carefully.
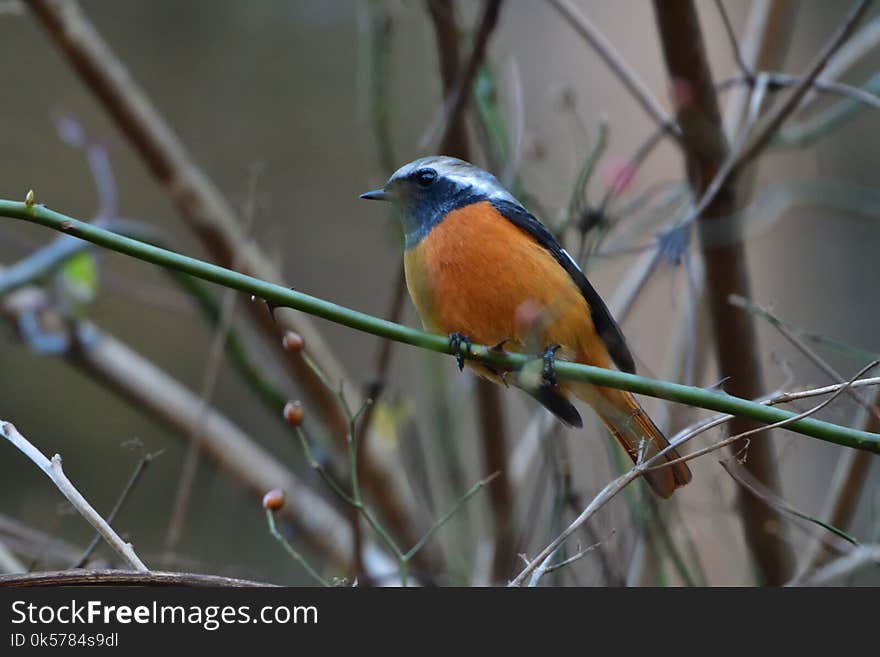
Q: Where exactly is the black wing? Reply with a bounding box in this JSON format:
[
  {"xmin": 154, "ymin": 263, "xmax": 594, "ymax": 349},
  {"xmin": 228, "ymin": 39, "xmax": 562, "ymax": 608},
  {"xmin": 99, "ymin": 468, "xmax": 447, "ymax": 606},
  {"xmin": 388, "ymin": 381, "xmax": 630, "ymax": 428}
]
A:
[
  {"xmin": 524, "ymin": 385, "xmax": 583, "ymax": 428},
  {"xmin": 492, "ymin": 199, "xmax": 636, "ymax": 374}
]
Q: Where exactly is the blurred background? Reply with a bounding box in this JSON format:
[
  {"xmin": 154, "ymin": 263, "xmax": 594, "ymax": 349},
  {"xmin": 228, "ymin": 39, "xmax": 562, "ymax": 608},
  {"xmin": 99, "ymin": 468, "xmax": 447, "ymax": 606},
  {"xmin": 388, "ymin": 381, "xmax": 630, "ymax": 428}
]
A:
[{"xmin": 0, "ymin": 0, "xmax": 878, "ymax": 586}]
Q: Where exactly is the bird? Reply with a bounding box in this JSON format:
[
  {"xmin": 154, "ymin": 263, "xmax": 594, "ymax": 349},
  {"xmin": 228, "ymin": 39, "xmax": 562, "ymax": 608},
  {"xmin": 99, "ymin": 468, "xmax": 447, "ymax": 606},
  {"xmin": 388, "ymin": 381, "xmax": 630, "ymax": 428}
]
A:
[{"xmin": 361, "ymin": 156, "xmax": 691, "ymax": 498}]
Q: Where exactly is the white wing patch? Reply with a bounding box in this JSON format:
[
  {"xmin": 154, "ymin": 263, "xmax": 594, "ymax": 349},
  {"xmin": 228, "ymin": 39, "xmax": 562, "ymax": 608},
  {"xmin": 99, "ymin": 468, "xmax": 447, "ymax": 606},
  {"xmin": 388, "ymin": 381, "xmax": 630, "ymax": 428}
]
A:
[{"xmin": 560, "ymin": 248, "xmax": 583, "ymax": 274}]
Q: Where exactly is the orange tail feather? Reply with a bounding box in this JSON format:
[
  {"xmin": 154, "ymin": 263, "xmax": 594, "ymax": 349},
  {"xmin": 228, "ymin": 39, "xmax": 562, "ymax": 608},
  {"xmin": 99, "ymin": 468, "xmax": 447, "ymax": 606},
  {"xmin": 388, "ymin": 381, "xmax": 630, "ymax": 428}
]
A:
[{"xmin": 573, "ymin": 384, "xmax": 692, "ymax": 498}]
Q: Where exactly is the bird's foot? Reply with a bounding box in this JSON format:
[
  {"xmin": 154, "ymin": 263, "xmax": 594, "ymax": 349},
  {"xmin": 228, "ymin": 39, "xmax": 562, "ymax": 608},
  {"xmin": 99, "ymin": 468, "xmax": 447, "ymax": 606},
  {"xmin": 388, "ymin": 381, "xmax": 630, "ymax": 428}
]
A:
[
  {"xmin": 542, "ymin": 344, "xmax": 562, "ymax": 387},
  {"xmin": 448, "ymin": 332, "xmax": 472, "ymax": 371}
]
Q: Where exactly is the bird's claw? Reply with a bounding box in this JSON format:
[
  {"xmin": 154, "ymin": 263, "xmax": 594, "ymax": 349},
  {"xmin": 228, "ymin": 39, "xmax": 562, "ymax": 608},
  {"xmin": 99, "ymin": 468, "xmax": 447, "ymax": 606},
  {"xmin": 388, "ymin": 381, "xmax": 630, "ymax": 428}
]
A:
[
  {"xmin": 542, "ymin": 344, "xmax": 562, "ymax": 387},
  {"xmin": 449, "ymin": 332, "xmax": 472, "ymax": 371}
]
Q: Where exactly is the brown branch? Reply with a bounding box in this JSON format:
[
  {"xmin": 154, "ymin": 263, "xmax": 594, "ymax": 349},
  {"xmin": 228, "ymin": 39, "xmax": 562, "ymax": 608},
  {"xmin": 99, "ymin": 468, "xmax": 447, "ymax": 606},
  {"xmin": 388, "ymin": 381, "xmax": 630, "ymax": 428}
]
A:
[
  {"xmin": 651, "ymin": 0, "xmax": 795, "ymax": 585},
  {"xmin": 511, "ymin": 362, "xmax": 875, "ymax": 586},
  {"xmin": 0, "ymin": 569, "xmax": 275, "ymax": 588},
  {"xmin": 438, "ymin": 0, "xmax": 503, "ymax": 154},
  {"xmin": 23, "ymin": 0, "xmax": 418, "ymax": 549},
  {"xmin": 426, "ymin": 0, "xmax": 513, "ymax": 584},
  {"xmin": 548, "ymin": 0, "xmax": 680, "ymax": 137},
  {"xmin": 733, "ymin": 0, "xmax": 872, "ymax": 171},
  {"xmin": 0, "ymin": 286, "xmax": 356, "ymax": 571}
]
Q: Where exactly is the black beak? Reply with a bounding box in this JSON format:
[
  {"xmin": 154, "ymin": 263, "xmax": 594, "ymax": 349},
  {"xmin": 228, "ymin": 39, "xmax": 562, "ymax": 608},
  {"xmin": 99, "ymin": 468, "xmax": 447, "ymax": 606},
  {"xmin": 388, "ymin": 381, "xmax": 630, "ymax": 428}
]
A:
[{"xmin": 360, "ymin": 188, "xmax": 389, "ymax": 201}]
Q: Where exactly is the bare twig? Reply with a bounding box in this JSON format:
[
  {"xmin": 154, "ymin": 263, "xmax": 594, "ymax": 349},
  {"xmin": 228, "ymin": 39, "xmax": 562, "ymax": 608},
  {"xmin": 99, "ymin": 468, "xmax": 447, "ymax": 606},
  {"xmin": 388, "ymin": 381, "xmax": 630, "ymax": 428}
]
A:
[
  {"xmin": 74, "ymin": 449, "xmax": 161, "ymax": 568},
  {"xmin": 266, "ymin": 510, "xmax": 330, "ymax": 587},
  {"xmin": 721, "ymin": 0, "xmax": 795, "ymax": 139},
  {"xmin": 714, "ymin": 0, "xmax": 753, "ymax": 78},
  {"xmin": 0, "ymin": 569, "xmax": 274, "ymax": 587},
  {"xmin": 24, "ymin": 0, "xmax": 418, "ymax": 543},
  {"xmin": 652, "ymin": 0, "xmax": 791, "ymax": 584},
  {"xmin": 165, "ymin": 167, "xmax": 261, "ymax": 557},
  {"xmin": 733, "ymin": 0, "xmax": 873, "ymax": 172},
  {"xmin": 650, "ymin": 362, "xmax": 878, "ymax": 473},
  {"xmin": 721, "ymin": 459, "xmax": 857, "ymax": 551},
  {"xmin": 0, "ymin": 514, "xmax": 88, "ymax": 569},
  {"xmin": 798, "ymin": 394, "xmax": 880, "ymax": 577},
  {"xmin": 0, "ymin": 284, "xmax": 358, "ymax": 570},
  {"xmin": 425, "ymin": 0, "xmax": 514, "ymax": 584},
  {"xmin": 796, "ymin": 545, "xmax": 880, "ymax": 586},
  {"xmin": 720, "ymin": 73, "xmax": 880, "ymax": 111},
  {"xmin": 511, "ymin": 362, "xmax": 878, "ymax": 586},
  {"xmin": 548, "ymin": 0, "xmax": 680, "ymax": 138},
  {"xmin": 427, "ymin": 0, "xmax": 504, "ymax": 153},
  {"xmin": 0, "ymin": 421, "xmax": 148, "ymax": 571}
]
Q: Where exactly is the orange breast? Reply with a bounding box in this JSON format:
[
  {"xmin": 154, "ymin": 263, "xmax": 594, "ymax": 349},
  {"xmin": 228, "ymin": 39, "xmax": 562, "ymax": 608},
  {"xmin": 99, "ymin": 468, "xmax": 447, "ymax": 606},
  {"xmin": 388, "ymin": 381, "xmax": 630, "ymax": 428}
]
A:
[{"xmin": 403, "ymin": 201, "xmax": 613, "ymax": 369}]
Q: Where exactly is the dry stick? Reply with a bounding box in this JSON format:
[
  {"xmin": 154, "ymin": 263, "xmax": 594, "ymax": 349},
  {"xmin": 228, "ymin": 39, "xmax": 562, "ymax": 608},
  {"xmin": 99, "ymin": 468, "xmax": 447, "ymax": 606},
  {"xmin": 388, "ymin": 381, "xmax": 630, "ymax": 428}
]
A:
[
  {"xmin": 731, "ymin": 296, "xmax": 880, "ymax": 576},
  {"xmin": 799, "ymin": 13, "xmax": 880, "ymax": 112},
  {"xmin": 547, "ymin": 0, "xmax": 680, "ymax": 139},
  {"xmin": 714, "ymin": 0, "xmax": 755, "ymax": 80},
  {"xmin": 510, "ymin": 362, "xmax": 876, "ymax": 586},
  {"xmin": 798, "ymin": 395, "xmax": 880, "ymax": 577},
  {"xmin": 0, "ymin": 570, "xmax": 274, "ymax": 588},
  {"xmin": 425, "ymin": 0, "xmax": 504, "ymax": 153},
  {"xmin": 733, "ymin": 0, "xmax": 873, "ymax": 174},
  {"xmin": 730, "ymin": 296, "xmax": 880, "ymax": 424},
  {"xmin": 165, "ymin": 168, "xmax": 261, "ymax": 557},
  {"xmin": 0, "ymin": 514, "xmax": 87, "ymax": 569},
  {"xmin": 74, "ymin": 450, "xmax": 160, "ymax": 568},
  {"xmin": 0, "ymin": 421, "xmax": 148, "ymax": 571},
  {"xmin": 23, "ymin": 0, "xmax": 417, "ymax": 549},
  {"xmin": 426, "ymin": 0, "xmax": 515, "ymax": 584},
  {"xmin": 648, "ymin": 362, "xmax": 879, "ymax": 473},
  {"xmin": 723, "ymin": 0, "xmax": 796, "ymax": 139},
  {"xmin": 720, "ymin": 73, "xmax": 880, "ymax": 111},
  {"xmin": 0, "ymin": 285, "xmax": 356, "ymax": 569},
  {"xmin": 649, "ymin": 0, "xmax": 869, "ymax": 586},
  {"xmin": 720, "ymin": 459, "xmax": 857, "ymax": 554},
  {"xmin": 797, "ymin": 544, "xmax": 880, "ymax": 586}
]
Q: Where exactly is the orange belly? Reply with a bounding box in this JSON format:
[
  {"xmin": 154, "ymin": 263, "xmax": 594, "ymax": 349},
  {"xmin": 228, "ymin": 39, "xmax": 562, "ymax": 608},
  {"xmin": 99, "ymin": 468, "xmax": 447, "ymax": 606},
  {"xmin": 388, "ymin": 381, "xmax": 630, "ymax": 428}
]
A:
[{"xmin": 403, "ymin": 201, "xmax": 613, "ymax": 371}]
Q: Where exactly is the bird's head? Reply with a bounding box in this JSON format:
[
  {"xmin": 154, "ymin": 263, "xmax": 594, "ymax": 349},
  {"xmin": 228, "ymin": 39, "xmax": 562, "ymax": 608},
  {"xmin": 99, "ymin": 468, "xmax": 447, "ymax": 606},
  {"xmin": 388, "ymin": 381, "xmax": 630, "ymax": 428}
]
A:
[{"xmin": 360, "ymin": 155, "xmax": 518, "ymax": 249}]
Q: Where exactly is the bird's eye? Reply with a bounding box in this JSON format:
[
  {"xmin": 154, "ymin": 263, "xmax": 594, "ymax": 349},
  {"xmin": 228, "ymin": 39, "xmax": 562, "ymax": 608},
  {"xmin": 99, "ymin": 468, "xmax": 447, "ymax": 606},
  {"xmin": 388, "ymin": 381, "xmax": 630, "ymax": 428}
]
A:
[{"xmin": 414, "ymin": 168, "xmax": 438, "ymax": 188}]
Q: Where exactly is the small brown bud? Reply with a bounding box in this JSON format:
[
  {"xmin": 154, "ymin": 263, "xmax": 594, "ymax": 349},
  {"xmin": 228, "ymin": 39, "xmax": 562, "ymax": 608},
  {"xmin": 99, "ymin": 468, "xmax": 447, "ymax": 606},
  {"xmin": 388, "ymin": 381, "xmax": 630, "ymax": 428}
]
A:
[
  {"xmin": 283, "ymin": 400, "xmax": 304, "ymax": 426},
  {"xmin": 262, "ymin": 488, "xmax": 286, "ymax": 511},
  {"xmin": 282, "ymin": 331, "xmax": 304, "ymax": 353}
]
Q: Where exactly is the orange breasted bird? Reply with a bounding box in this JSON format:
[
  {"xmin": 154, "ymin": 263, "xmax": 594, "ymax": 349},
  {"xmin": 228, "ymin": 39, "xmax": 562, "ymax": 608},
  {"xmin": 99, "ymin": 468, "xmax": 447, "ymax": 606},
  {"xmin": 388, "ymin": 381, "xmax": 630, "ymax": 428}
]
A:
[{"xmin": 361, "ymin": 156, "xmax": 691, "ymax": 497}]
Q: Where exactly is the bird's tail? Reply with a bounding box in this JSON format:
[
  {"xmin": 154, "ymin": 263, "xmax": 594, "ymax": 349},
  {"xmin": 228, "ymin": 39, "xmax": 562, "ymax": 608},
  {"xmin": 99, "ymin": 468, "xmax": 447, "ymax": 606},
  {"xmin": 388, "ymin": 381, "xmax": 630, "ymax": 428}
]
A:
[{"xmin": 572, "ymin": 383, "xmax": 692, "ymax": 498}]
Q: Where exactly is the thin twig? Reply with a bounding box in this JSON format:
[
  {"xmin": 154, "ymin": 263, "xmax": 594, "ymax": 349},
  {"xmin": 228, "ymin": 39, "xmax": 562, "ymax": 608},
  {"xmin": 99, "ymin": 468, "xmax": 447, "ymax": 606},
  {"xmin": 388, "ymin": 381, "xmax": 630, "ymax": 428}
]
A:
[
  {"xmin": 430, "ymin": 0, "xmax": 504, "ymax": 153},
  {"xmin": 265, "ymin": 510, "xmax": 330, "ymax": 587},
  {"xmin": 714, "ymin": 0, "xmax": 754, "ymax": 79},
  {"xmin": 795, "ymin": 545, "xmax": 880, "ymax": 586},
  {"xmin": 165, "ymin": 165, "xmax": 261, "ymax": 557},
  {"xmin": 733, "ymin": 0, "xmax": 873, "ymax": 172},
  {"xmin": 719, "ymin": 72, "xmax": 880, "ymax": 111},
  {"xmin": 74, "ymin": 448, "xmax": 161, "ymax": 568},
  {"xmin": 548, "ymin": 0, "xmax": 680, "ymax": 138},
  {"xmin": 648, "ymin": 362, "xmax": 878, "ymax": 473},
  {"xmin": 0, "ymin": 421, "xmax": 148, "ymax": 571},
  {"xmin": 24, "ymin": 1, "xmax": 416, "ymax": 535},
  {"xmin": 653, "ymin": 0, "xmax": 788, "ymax": 583},
  {"xmin": 509, "ymin": 361, "xmax": 876, "ymax": 586},
  {"xmin": 0, "ymin": 283, "xmax": 359, "ymax": 570}
]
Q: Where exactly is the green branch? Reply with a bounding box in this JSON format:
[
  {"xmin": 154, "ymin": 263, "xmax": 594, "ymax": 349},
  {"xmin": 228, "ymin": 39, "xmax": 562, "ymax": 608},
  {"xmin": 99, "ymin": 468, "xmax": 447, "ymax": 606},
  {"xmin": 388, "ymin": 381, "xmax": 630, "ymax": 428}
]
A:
[{"xmin": 3, "ymin": 198, "xmax": 880, "ymax": 453}]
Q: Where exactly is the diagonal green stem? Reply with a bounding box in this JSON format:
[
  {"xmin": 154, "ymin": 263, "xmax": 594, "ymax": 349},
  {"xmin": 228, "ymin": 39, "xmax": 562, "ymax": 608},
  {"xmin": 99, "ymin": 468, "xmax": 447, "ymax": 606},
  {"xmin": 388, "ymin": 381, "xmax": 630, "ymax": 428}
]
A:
[{"xmin": 3, "ymin": 198, "xmax": 880, "ymax": 453}]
